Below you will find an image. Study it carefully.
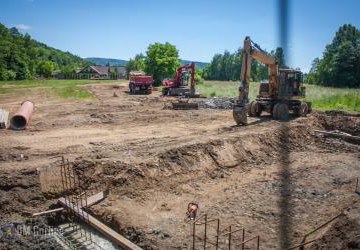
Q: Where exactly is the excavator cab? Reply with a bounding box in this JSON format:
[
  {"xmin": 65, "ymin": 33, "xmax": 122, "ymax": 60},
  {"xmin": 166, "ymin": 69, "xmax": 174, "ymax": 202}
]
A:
[
  {"xmin": 180, "ymin": 71, "xmax": 191, "ymax": 87},
  {"xmin": 277, "ymin": 69, "xmax": 305, "ymax": 98}
]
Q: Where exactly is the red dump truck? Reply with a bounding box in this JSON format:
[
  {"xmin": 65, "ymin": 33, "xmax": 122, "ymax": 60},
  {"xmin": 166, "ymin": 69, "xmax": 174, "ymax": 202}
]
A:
[{"xmin": 129, "ymin": 75, "xmax": 153, "ymax": 94}]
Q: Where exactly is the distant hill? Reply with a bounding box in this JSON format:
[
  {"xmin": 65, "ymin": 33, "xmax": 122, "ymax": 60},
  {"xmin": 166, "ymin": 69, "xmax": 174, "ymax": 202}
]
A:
[
  {"xmin": 84, "ymin": 57, "xmax": 209, "ymax": 69},
  {"xmin": 0, "ymin": 23, "xmax": 87, "ymax": 80},
  {"xmin": 181, "ymin": 60, "xmax": 208, "ymax": 69},
  {"xmin": 84, "ymin": 57, "xmax": 128, "ymax": 66}
]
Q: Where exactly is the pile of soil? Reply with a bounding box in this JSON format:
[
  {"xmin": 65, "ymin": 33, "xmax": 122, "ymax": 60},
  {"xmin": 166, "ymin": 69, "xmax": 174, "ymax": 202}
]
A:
[{"xmin": 310, "ymin": 205, "xmax": 360, "ymax": 249}]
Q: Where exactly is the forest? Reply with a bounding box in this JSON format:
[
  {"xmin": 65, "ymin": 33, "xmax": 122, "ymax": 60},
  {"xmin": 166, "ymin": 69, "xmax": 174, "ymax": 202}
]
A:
[
  {"xmin": 306, "ymin": 24, "xmax": 360, "ymax": 88},
  {"xmin": 0, "ymin": 23, "xmax": 87, "ymax": 80},
  {"xmin": 201, "ymin": 47, "xmax": 286, "ymax": 82}
]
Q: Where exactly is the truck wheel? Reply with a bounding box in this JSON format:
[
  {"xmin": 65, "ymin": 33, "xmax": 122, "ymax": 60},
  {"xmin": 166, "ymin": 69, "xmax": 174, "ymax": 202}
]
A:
[
  {"xmin": 272, "ymin": 103, "xmax": 280, "ymax": 120},
  {"xmin": 277, "ymin": 103, "xmax": 289, "ymax": 120},
  {"xmin": 248, "ymin": 101, "xmax": 262, "ymax": 117},
  {"xmin": 254, "ymin": 101, "xmax": 262, "ymax": 116},
  {"xmin": 248, "ymin": 101, "xmax": 256, "ymax": 117},
  {"xmin": 162, "ymin": 88, "xmax": 168, "ymax": 96}
]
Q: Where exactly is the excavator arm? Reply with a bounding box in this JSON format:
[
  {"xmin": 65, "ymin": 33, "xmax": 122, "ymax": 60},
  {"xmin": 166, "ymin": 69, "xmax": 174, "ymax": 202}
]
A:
[{"xmin": 233, "ymin": 36, "xmax": 279, "ymax": 125}]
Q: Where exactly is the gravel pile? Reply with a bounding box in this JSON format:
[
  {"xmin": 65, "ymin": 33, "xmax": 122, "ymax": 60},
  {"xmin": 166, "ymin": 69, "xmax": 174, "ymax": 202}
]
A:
[{"xmin": 198, "ymin": 97, "xmax": 236, "ymax": 109}]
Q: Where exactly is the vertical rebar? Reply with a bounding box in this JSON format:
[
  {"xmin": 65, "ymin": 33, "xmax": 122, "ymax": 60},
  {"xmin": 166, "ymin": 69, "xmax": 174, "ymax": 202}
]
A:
[
  {"xmin": 84, "ymin": 191, "xmax": 92, "ymax": 242},
  {"xmin": 241, "ymin": 228, "xmax": 245, "ymax": 250},
  {"xmin": 356, "ymin": 177, "xmax": 359, "ymax": 193},
  {"xmin": 77, "ymin": 195, "xmax": 83, "ymax": 238},
  {"xmin": 257, "ymin": 235, "xmax": 260, "ymax": 250},
  {"xmin": 62, "ymin": 157, "xmax": 69, "ymax": 193},
  {"xmin": 62, "ymin": 158, "xmax": 70, "ymax": 215},
  {"xmin": 193, "ymin": 221, "xmax": 196, "ymax": 250},
  {"xmin": 60, "ymin": 156, "xmax": 65, "ymax": 192},
  {"xmin": 66, "ymin": 160, "xmax": 73, "ymax": 190},
  {"xmin": 204, "ymin": 214, "xmax": 207, "ymax": 250},
  {"xmin": 216, "ymin": 219, "xmax": 220, "ymax": 250},
  {"xmin": 228, "ymin": 225, "xmax": 232, "ymax": 250}
]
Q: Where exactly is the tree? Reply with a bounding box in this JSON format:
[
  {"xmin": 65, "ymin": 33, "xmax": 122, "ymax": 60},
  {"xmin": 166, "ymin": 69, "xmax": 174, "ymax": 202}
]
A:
[
  {"xmin": 306, "ymin": 58, "xmax": 320, "ymax": 84},
  {"xmin": 271, "ymin": 47, "xmax": 287, "ymax": 68},
  {"xmin": 202, "ymin": 47, "xmax": 268, "ymax": 81},
  {"xmin": 307, "ymin": 24, "xmax": 360, "ymax": 87},
  {"xmin": 145, "ymin": 42, "xmax": 180, "ymax": 85},
  {"xmin": 194, "ymin": 69, "xmax": 204, "ymax": 83},
  {"xmin": 125, "ymin": 53, "xmax": 146, "ymax": 77},
  {"xmin": 36, "ymin": 61, "xmax": 56, "ymax": 78}
]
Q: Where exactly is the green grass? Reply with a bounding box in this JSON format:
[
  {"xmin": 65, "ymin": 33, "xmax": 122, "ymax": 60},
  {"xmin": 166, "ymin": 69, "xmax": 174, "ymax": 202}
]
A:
[
  {"xmin": 309, "ymin": 93, "xmax": 360, "ymax": 111},
  {"xmin": 0, "ymin": 79, "xmax": 127, "ymax": 99},
  {"xmin": 302, "ymin": 84, "xmax": 360, "ymax": 111},
  {"xmin": 198, "ymin": 80, "xmax": 360, "ymax": 112},
  {"xmin": 197, "ymin": 81, "xmax": 260, "ymax": 99}
]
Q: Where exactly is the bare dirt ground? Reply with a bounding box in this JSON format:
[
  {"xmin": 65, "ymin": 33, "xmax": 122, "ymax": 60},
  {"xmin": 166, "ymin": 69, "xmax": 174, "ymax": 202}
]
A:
[{"xmin": 0, "ymin": 82, "xmax": 359, "ymax": 249}]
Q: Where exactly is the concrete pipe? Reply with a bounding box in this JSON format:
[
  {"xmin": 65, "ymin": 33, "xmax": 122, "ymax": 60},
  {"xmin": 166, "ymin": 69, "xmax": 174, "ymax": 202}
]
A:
[{"xmin": 10, "ymin": 101, "xmax": 34, "ymax": 130}]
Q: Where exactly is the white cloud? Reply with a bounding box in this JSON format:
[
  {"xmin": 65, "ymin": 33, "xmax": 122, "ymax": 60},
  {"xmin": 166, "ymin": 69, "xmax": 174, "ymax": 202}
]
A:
[{"xmin": 15, "ymin": 24, "xmax": 31, "ymax": 30}]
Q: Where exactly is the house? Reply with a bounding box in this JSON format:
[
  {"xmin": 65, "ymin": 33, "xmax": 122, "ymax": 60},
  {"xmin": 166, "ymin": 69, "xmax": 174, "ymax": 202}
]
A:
[{"xmin": 77, "ymin": 65, "xmax": 126, "ymax": 79}]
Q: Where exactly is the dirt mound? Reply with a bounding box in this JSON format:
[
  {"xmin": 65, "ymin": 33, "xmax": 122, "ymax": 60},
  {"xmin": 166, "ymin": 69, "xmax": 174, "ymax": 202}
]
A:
[
  {"xmin": 157, "ymin": 123, "xmax": 314, "ymax": 174},
  {"xmin": 310, "ymin": 205, "xmax": 360, "ymax": 249},
  {"xmin": 0, "ymin": 170, "xmax": 58, "ymax": 250},
  {"xmin": 0, "ymin": 169, "xmax": 49, "ymax": 218},
  {"xmin": 315, "ymin": 111, "xmax": 360, "ymax": 136}
]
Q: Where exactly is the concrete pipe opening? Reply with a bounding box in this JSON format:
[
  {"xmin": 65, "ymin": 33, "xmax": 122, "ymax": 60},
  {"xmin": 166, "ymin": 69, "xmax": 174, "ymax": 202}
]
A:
[{"xmin": 10, "ymin": 115, "xmax": 27, "ymax": 130}]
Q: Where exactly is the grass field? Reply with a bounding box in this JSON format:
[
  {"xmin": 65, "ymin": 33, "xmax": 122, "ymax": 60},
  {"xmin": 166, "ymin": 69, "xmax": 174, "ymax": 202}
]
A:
[
  {"xmin": 0, "ymin": 79, "xmax": 127, "ymax": 99},
  {"xmin": 0, "ymin": 79, "xmax": 359, "ymax": 111},
  {"xmin": 197, "ymin": 81, "xmax": 360, "ymax": 112}
]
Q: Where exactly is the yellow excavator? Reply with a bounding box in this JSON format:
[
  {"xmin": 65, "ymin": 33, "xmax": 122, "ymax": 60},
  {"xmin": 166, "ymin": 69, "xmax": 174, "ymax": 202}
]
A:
[{"xmin": 233, "ymin": 36, "xmax": 310, "ymax": 125}]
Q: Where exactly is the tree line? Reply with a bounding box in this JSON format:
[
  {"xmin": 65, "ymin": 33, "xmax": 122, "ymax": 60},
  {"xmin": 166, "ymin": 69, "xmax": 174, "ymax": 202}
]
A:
[
  {"xmin": 306, "ymin": 24, "xmax": 360, "ymax": 88},
  {"xmin": 201, "ymin": 47, "xmax": 286, "ymax": 82},
  {"xmin": 0, "ymin": 23, "xmax": 88, "ymax": 80},
  {"xmin": 126, "ymin": 42, "xmax": 287, "ymax": 85}
]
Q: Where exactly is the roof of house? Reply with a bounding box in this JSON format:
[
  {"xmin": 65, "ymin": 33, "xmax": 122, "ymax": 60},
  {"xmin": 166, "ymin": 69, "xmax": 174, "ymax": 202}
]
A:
[
  {"xmin": 79, "ymin": 65, "xmax": 126, "ymax": 75},
  {"xmin": 89, "ymin": 65, "xmax": 109, "ymax": 75}
]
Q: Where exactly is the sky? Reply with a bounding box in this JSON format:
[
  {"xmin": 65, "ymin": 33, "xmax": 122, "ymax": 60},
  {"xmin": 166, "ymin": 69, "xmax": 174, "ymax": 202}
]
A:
[{"xmin": 0, "ymin": 0, "xmax": 359, "ymax": 72}]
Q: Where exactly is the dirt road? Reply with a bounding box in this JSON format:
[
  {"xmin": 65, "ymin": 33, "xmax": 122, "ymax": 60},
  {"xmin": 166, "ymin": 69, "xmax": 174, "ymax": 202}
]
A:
[{"xmin": 0, "ymin": 82, "xmax": 359, "ymax": 249}]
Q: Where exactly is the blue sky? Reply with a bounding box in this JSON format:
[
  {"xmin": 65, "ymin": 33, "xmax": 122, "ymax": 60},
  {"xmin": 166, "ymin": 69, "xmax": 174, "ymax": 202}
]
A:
[{"xmin": 0, "ymin": 0, "xmax": 359, "ymax": 72}]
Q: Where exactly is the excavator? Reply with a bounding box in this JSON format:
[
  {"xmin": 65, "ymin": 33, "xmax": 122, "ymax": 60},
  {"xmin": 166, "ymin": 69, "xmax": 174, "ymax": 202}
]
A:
[
  {"xmin": 162, "ymin": 62, "xmax": 198, "ymax": 97},
  {"xmin": 233, "ymin": 36, "xmax": 310, "ymax": 125}
]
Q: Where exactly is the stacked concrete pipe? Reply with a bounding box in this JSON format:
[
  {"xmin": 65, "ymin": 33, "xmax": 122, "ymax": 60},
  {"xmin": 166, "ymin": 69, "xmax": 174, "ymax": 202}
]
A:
[{"xmin": 10, "ymin": 101, "xmax": 34, "ymax": 130}]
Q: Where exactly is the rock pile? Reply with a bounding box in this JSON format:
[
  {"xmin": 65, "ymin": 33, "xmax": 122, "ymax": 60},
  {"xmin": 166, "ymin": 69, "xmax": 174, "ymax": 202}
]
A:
[{"xmin": 198, "ymin": 97, "xmax": 236, "ymax": 110}]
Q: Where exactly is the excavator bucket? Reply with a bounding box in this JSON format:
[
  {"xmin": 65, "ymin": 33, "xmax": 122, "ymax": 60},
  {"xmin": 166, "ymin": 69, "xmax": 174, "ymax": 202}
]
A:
[{"xmin": 233, "ymin": 105, "xmax": 248, "ymax": 125}]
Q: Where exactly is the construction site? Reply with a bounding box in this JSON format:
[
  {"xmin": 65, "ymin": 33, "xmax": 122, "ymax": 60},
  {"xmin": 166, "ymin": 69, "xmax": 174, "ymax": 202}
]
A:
[{"xmin": 0, "ymin": 79, "xmax": 359, "ymax": 249}]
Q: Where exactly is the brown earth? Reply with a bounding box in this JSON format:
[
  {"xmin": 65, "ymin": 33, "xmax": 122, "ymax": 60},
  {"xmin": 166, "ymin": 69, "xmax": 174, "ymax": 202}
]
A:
[{"xmin": 0, "ymin": 82, "xmax": 359, "ymax": 249}]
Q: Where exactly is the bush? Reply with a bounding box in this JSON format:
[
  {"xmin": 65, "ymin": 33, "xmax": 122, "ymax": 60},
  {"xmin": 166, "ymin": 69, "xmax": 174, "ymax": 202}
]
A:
[{"xmin": 210, "ymin": 91, "xmax": 217, "ymax": 97}]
